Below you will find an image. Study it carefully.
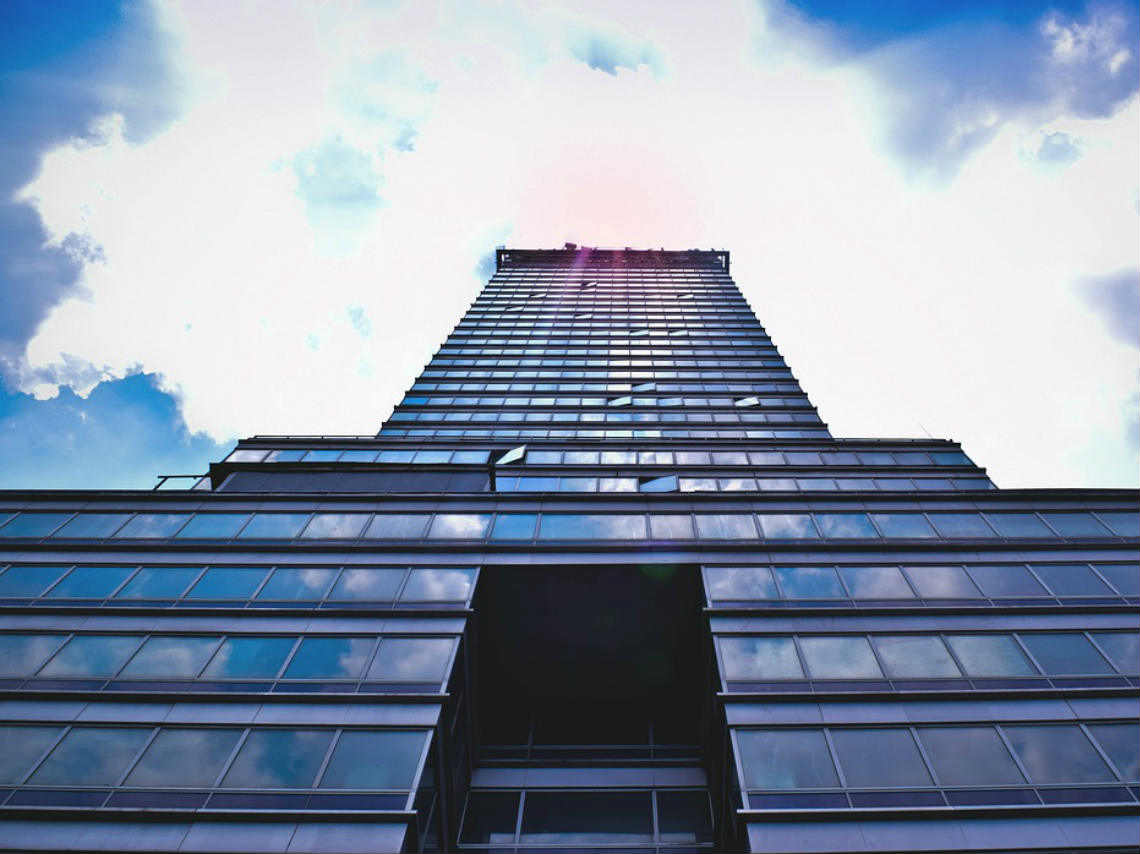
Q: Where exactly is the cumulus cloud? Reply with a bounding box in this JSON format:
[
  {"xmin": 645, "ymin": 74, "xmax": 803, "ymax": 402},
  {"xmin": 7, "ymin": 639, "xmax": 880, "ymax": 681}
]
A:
[
  {"xmin": 568, "ymin": 31, "xmax": 662, "ymax": 75},
  {"xmin": 6, "ymin": 0, "xmax": 1139, "ymax": 490},
  {"xmin": 1036, "ymin": 130, "xmax": 1083, "ymax": 164},
  {"xmin": 1078, "ymin": 268, "xmax": 1140, "ymax": 347}
]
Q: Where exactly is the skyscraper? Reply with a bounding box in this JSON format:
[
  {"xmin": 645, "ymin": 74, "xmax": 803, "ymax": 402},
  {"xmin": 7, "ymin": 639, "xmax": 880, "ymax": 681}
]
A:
[{"xmin": 0, "ymin": 246, "xmax": 1136, "ymax": 853}]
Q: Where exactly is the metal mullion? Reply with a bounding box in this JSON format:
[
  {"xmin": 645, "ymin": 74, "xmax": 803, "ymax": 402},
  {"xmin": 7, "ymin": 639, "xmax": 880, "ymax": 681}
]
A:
[
  {"xmin": 318, "ymin": 566, "xmax": 346, "ymax": 607},
  {"xmin": 191, "ymin": 634, "xmax": 229, "ymax": 679},
  {"xmin": 166, "ymin": 513, "xmax": 196, "ymax": 539},
  {"xmin": 112, "ymin": 725, "xmax": 163, "ymax": 788},
  {"xmin": 174, "ymin": 565, "xmax": 211, "ymax": 603},
  {"xmin": 37, "ymin": 563, "xmax": 77, "ymax": 598},
  {"xmin": 29, "ymin": 632, "xmax": 73, "ymax": 678},
  {"xmin": 310, "ymin": 727, "xmax": 343, "ymax": 791},
  {"xmin": 908, "ymin": 725, "xmax": 946, "ymax": 790},
  {"xmin": 1083, "ymin": 631, "xmax": 1125, "ymax": 675},
  {"xmin": 863, "ymin": 633, "xmax": 896, "ymax": 684},
  {"xmin": 1009, "ymin": 632, "xmax": 1048, "ymax": 677},
  {"xmin": 246, "ymin": 565, "xmax": 278, "ymax": 602},
  {"xmin": 213, "ymin": 727, "xmax": 253, "ymax": 788},
  {"xmin": 892, "ymin": 562, "xmax": 922, "ymax": 599},
  {"xmin": 650, "ymin": 788, "xmax": 660, "ymax": 843},
  {"xmin": 14, "ymin": 723, "xmax": 72, "ymax": 785},
  {"xmin": 110, "ymin": 632, "xmax": 154, "ymax": 680},
  {"xmin": 354, "ymin": 636, "xmax": 384, "ymax": 690},
  {"xmin": 272, "ymin": 635, "xmax": 307, "ymax": 684},
  {"xmin": 514, "ymin": 788, "xmax": 525, "ymax": 844},
  {"xmin": 1085, "ymin": 562, "xmax": 1124, "ymax": 597},
  {"xmin": 788, "ymin": 634, "xmax": 813, "ymax": 683},
  {"xmin": 992, "ymin": 723, "xmax": 1034, "ymax": 785},
  {"xmin": 1078, "ymin": 722, "xmax": 1128, "ymax": 781},
  {"xmin": 105, "ymin": 564, "xmax": 143, "ymax": 600},
  {"xmin": 937, "ymin": 632, "xmax": 972, "ymax": 681}
]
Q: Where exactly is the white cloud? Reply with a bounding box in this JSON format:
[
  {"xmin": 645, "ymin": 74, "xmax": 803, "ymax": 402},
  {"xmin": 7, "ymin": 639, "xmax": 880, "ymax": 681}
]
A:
[{"xmin": 13, "ymin": 0, "xmax": 1140, "ymax": 488}]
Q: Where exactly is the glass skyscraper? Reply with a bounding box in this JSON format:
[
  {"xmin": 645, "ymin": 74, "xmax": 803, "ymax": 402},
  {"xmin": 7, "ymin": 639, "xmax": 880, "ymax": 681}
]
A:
[{"xmin": 0, "ymin": 246, "xmax": 1136, "ymax": 853}]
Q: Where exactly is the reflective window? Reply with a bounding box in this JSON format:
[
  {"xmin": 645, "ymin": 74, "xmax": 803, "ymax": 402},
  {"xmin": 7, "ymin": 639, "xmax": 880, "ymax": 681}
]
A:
[
  {"xmin": 1018, "ymin": 633, "xmax": 1113, "ymax": 675},
  {"xmin": 30, "ymin": 727, "xmax": 152, "ymax": 785},
  {"xmin": 301, "ymin": 513, "xmax": 369, "ymax": 539},
  {"xmin": 916, "ymin": 727, "xmax": 1024, "ymax": 785},
  {"xmin": 283, "ymin": 637, "xmax": 374, "ymax": 679},
  {"xmin": 1032, "ymin": 563, "xmax": 1113, "ymax": 596},
  {"xmin": 965, "ymin": 564, "xmax": 1047, "ymax": 597},
  {"xmin": 720, "ymin": 637, "xmax": 803, "ymax": 680},
  {"xmin": 705, "ymin": 566, "xmax": 778, "ymax": 601},
  {"xmin": 0, "ymin": 725, "xmax": 63, "ymax": 783},
  {"xmin": 695, "ymin": 514, "xmax": 756, "ymax": 539},
  {"xmin": 758, "ymin": 514, "xmax": 819, "ymax": 539},
  {"xmin": 0, "ymin": 564, "xmax": 69, "ymax": 597},
  {"xmin": 1087, "ymin": 723, "xmax": 1140, "ymax": 779},
  {"xmin": 649, "ymin": 514, "xmax": 694, "ymax": 539},
  {"xmin": 736, "ymin": 729, "xmax": 839, "ymax": 789},
  {"xmin": 238, "ymin": 513, "xmax": 310, "ymax": 539},
  {"xmin": 255, "ymin": 567, "xmax": 337, "ymax": 601},
  {"xmin": 1003, "ymin": 725, "xmax": 1114, "ymax": 783},
  {"xmin": 50, "ymin": 513, "xmax": 131, "ymax": 538},
  {"xmin": 115, "ymin": 513, "xmax": 191, "ymax": 538},
  {"xmin": 221, "ymin": 729, "xmax": 333, "ymax": 788},
  {"xmin": 984, "ymin": 513, "xmax": 1052, "ymax": 538},
  {"xmin": 1097, "ymin": 511, "xmax": 1139, "ymax": 537},
  {"xmin": 120, "ymin": 636, "xmax": 220, "ymax": 678},
  {"xmin": 175, "ymin": 514, "xmax": 250, "ymax": 539},
  {"xmin": 202, "ymin": 636, "xmax": 296, "ymax": 678},
  {"xmin": 328, "ymin": 568, "xmax": 405, "ymax": 602},
  {"xmin": 870, "ymin": 514, "xmax": 935, "ymax": 538},
  {"xmin": 520, "ymin": 791, "xmax": 652, "ymax": 843},
  {"xmin": 658, "ymin": 790, "xmax": 713, "ymax": 843},
  {"xmin": 1040, "ymin": 513, "xmax": 1111, "ymax": 537},
  {"xmin": 428, "ymin": 514, "xmax": 491, "ymax": 539},
  {"xmin": 403, "ymin": 567, "xmax": 476, "ymax": 602},
  {"xmin": 1090, "ymin": 632, "xmax": 1140, "ymax": 673},
  {"xmin": 1095, "ymin": 564, "xmax": 1139, "ymax": 595},
  {"xmin": 460, "ymin": 791, "xmax": 520, "ymax": 844},
  {"xmin": 364, "ymin": 514, "xmax": 431, "ymax": 539},
  {"xmin": 45, "ymin": 565, "xmax": 134, "ymax": 599},
  {"xmin": 39, "ymin": 635, "xmax": 142, "ymax": 677},
  {"xmin": 125, "ymin": 728, "xmax": 242, "ymax": 787},
  {"xmin": 367, "ymin": 638, "xmax": 453, "ymax": 683},
  {"xmin": 830, "ymin": 728, "xmax": 933, "ymax": 787},
  {"xmin": 490, "ymin": 513, "xmax": 538, "ymax": 540},
  {"xmin": 539, "ymin": 514, "xmax": 647, "ymax": 540},
  {"xmin": 799, "ymin": 636, "xmax": 882, "ymax": 679},
  {"xmin": 0, "ymin": 512, "xmax": 72, "ymax": 538},
  {"xmin": 839, "ymin": 566, "xmax": 914, "ymax": 599},
  {"xmin": 928, "ymin": 513, "xmax": 996, "ymax": 538},
  {"xmin": 873, "ymin": 635, "xmax": 960, "ymax": 678},
  {"xmin": 945, "ymin": 634, "xmax": 1036, "ymax": 676},
  {"xmin": 319, "ymin": 730, "xmax": 427, "ymax": 789},
  {"xmin": 0, "ymin": 635, "xmax": 62, "ymax": 676},
  {"xmin": 773, "ymin": 566, "xmax": 845, "ymax": 599},
  {"xmin": 114, "ymin": 565, "xmax": 201, "ymax": 600},
  {"xmin": 814, "ymin": 514, "xmax": 878, "ymax": 538},
  {"xmin": 185, "ymin": 566, "xmax": 267, "ymax": 600}
]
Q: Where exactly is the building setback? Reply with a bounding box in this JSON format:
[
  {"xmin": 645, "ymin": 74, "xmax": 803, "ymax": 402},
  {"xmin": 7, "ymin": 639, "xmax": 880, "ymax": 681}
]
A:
[{"xmin": 0, "ymin": 246, "xmax": 1136, "ymax": 853}]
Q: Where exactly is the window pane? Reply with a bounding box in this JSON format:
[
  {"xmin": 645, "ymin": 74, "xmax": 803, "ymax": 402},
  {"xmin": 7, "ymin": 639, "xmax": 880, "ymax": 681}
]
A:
[
  {"xmin": 328, "ymin": 568, "xmax": 405, "ymax": 601},
  {"xmin": 695, "ymin": 514, "xmax": 756, "ymax": 539},
  {"xmin": 402, "ymin": 568, "xmax": 476, "ymax": 602},
  {"xmin": 1003, "ymin": 725, "xmax": 1114, "ymax": 783},
  {"xmin": 490, "ymin": 514, "xmax": 537, "ymax": 540},
  {"xmin": 1040, "ymin": 513, "xmax": 1111, "ymax": 537},
  {"xmin": 870, "ymin": 514, "xmax": 936, "ymax": 538},
  {"xmin": 520, "ymin": 791, "xmax": 652, "ymax": 843},
  {"xmin": 705, "ymin": 567, "xmax": 778, "ymax": 601},
  {"xmin": 427, "ymin": 514, "xmax": 491, "ymax": 539},
  {"xmin": 115, "ymin": 513, "xmax": 191, "ymax": 538},
  {"xmin": 460, "ymin": 791, "xmax": 521, "ymax": 844},
  {"xmin": 301, "ymin": 513, "xmax": 370, "ymax": 539},
  {"xmin": 1030, "ymin": 564, "xmax": 1113, "ymax": 596},
  {"xmin": 1095, "ymin": 564, "xmax": 1139, "ymax": 595},
  {"xmin": 873, "ymin": 636, "xmax": 960, "ymax": 677},
  {"xmin": 319, "ymin": 730, "xmax": 427, "ymax": 789},
  {"xmin": 539, "ymin": 514, "xmax": 647, "ymax": 540},
  {"xmin": 45, "ymin": 565, "xmax": 134, "ymax": 599},
  {"xmin": 0, "ymin": 564, "xmax": 69, "ymax": 597},
  {"xmin": 649, "ymin": 514, "xmax": 695, "ymax": 539},
  {"xmin": 202, "ymin": 636, "xmax": 296, "ymax": 678},
  {"xmin": 1018, "ymin": 633, "xmax": 1113, "ymax": 675},
  {"xmin": 830, "ymin": 728, "xmax": 933, "ymax": 787},
  {"xmin": 50, "ymin": 513, "xmax": 131, "ymax": 539},
  {"xmin": 238, "ymin": 513, "xmax": 310, "ymax": 539},
  {"xmin": 773, "ymin": 566, "xmax": 845, "ymax": 599},
  {"xmin": 120, "ymin": 636, "xmax": 220, "ymax": 678},
  {"xmin": 657, "ymin": 790, "xmax": 714, "ymax": 843},
  {"xmin": 1097, "ymin": 511, "xmax": 1139, "ymax": 537},
  {"xmin": 40, "ymin": 635, "xmax": 142, "ymax": 677},
  {"xmin": 1089, "ymin": 632, "xmax": 1140, "ymax": 673},
  {"xmin": 114, "ymin": 565, "xmax": 201, "ymax": 600},
  {"xmin": 221, "ymin": 729, "xmax": 333, "ymax": 788},
  {"xmin": 736, "ymin": 729, "xmax": 839, "ymax": 789},
  {"xmin": 1087, "ymin": 723, "xmax": 1140, "ymax": 779},
  {"xmin": 984, "ymin": 513, "xmax": 1052, "ymax": 537},
  {"xmin": 799, "ymin": 636, "xmax": 882, "ymax": 678},
  {"xmin": 283, "ymin": 637, "xmax": 374, "ymax": 679},
  {"xmin": 175, "ymin": 514, "xmax": 250, "ymax": 539},
  {"xmin": 30, "ymin": 727, "xmax": 152, "ymax": 785},
  {"xmin": 185, "ymin": 566, "xmax": 268, "ymax": 600},
  {"xmin": 946, "ymin": 634, "xmax": 1036, "ymax": 676},
  {"xmin": 917, "ymin": 726, "xmax": 1024, "ymax": 785},
  {"xmin": 814, "ymin": 513, "xmax": 878, "ymax": 538},
  {"xmin": 367, "ymin": 638, "xmax": 454, "ymax": 682},
  {"xmin": 719, "ymin": 637, "xmax": 804, "ymax": 680},
  {"xmin": 0, "ymin": 634, "xmax": 63, "ymax": 676},
  {"xmin": 0, "ymin": 725, "xmax": 63, "ymax": 783},
  {"xmin": 965, "ymin": 564, "xmax": 1047, "ymax": 597},
  {"xmin": 839, "ymin": 566, "xmax": 914, "ymax": 599},
  {"xmin": 928, "ymin": 513, "xmax": 996, "ymax": 538},
  {"xmin": 255, "ymin": 567, "xmax": 337, "ymax": 601},
  {"xmin": 364, "ymin": 514, "xmax": 431, "ymax": 539},
  {"xmin": 0, "ymin": 512, "xmax": 72, "ymax": 538},
  {"xmin": 902, "ymin": 565, "xmax": 981, "ymax": 599},
  {"xmin": 125, "ymin": 728, "xmax": 243, "ymax": 787},
  {"xmin": 758, "ymin": 514, "xmax": 819, "ymax": 539}
]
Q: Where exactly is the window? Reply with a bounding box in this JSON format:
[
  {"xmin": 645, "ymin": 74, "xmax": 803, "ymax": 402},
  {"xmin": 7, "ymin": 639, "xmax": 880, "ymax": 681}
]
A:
[
  {"xmin": 928, "ymin": 513, "xmax": 996, "ymax": 538},
  {"xmin": 114, "ymin": 565, "xmax": 200, "ymax": 600},
  {"xmin": 965, "ymin": 564, "xmax": 1047, "ymax": 597},
  {"xmin": 830, "ymin": 729, "xmax": 933, "ymax": 787},
  {"xmin": 319, "ymin": 730, "xmax": 427, "ymax": 789},
  {"xmin": 364, "ymin": 514, "xmax": 430, "ymax": 539},
  {"xmin": 328, "ymin": 568, "xmax": 405, "ymax": 602},
  {"xmin": 427, "ymin": 513, "xmax": 491, "ymax": 539},
  {"xmin": 1003, "ymin": 725, "xmax": 1115, "ymax": 783},
  {"xmin": 490, "ymin": 513, "xmax": 537, "ymax": 540},
  {"xmin": 120, "ymin": 636, "xmax": 219, "ymax": 678},
  {"xmin": 649, "ymin": 514, "xmax": 694, "ymax": 539},
  {"xmin": 255, "ymin": 567, "xmax": 337, "ymax": 602},
  {"xmin": 0, "ymin": 725, "xmax": 64, "ymax": 783},
  {"xmin": 839, "ymin": 566, "xmax": 914, "ymax": 599},
  {"xmin": 1040, "ymin": 513, "xmax": 1111, "ymax": 537},
  {"xmin": 720, "ymin": 637, "xmax": 803, "ymax": 680},
  {"xmin": 984, "ymin": 513, "xmax": 1052, "ymax": 538},
  {"xmin": 916, "ymin": 727, "xmax": 1024, "ymax": 786},
  {"xmin": 695, "ymin": 514, "xmax": 756, "ymax": 539},
  {"xmin": 1018, "ymin": 633, "xmax": 1113, "ymax": 675},
  {"xmin": 201, "ymin": 636, "xmax": 295, "ymax": 679},
  {"xmin": 814, "ymin": 514, "xmax": 878, "ymax": 538},
  {"xmin": 539, "ymin": 514, "xmax": 647, "ymax": 540},
  {"xmin": 1089, "ymin": 632, "xmax": 1139, "ymax": 673},
  {"xmin": 736, "ymin": 729, "xmax": 838, "ymax": 789},
  {"xmin": 51, "ymin": 513, "xmax": 131, "ymax": 538},
  {"xmin": 945, "ymin": 634, "xmax": 1036, "ymax": 676},
  {"xmin": 870, "ymin": 514, "xmax": 936, "ymax": 538},
  {"xmin": 1087, "ymin": 723, "xmax": 1140, "ymax": 779},
  {"xmin": 46, "ymin": 565, "xmax": 134, "ymax": 599},
  {"xmin": 125, "ymin": 728, "xmax": 242, "ymax": 787},
  {"xmin": 0, "ymin": 512, "xmax": 72, "ymax": 538},
  {"xmin": 221, "ymin": 729, "xmax": 333, "ymax": 788},
  {"xmin": 758, "ymin": 514, "xmax": 819, "ymax": 539},
  {"xmin": 175, "ymin": 514, "xmax": 250, "ymax": 539},
  {"xmin": 0, "ymin": 565, "xmax": 69, "ymax": 597},
  {"xmin": 114, "ymin": 513, "xmax": 191, "ymax": 539},
  {"xmin": 0, "ymin": 635, "xmax": 63, "ymax": 676},
  {"xmin": 705, "ymin": 566, "xmax": 778, "ymax": 601},
  {"xmin": 238, "ymin": 513, "xmax": 310, "ymax": 539},
  {"xmin": 29, "ymin": 727, "xmax": 151, "ymax": 785},
  {"xmin": 367, "ymin": 638, "xmax": 454, "ymax": 683},
  {"xmin": 301, "ymin": 513, "xmax": 369, "ymax": 539},
  {"xmin": 185, "ymin": 566, "xmax": 268, "ymax": 600},
  {"xmin": 773, "ymin": 566, "xmax": 845, "ymax": 599},
  {"xmin": 872, "ymin": 635, "xmax": 960, "ymax": 678},
  {"xmin": 39, "ymin": 635, "xmax": 142, "ymax": 677},
  {"xmin": 283, "ymin": 637, "xmax": 374, "ymax": 679},
  {"xmin": 798, "ymin": 636, "xmax": 882, "ymax": 679},
  {"xmin": 402, "ymin": 567, "xmax": 476, "ymax": 602},
  {"xmin": 1031, "ymin": 563, "xmax": 1113, "ymax": 596}
]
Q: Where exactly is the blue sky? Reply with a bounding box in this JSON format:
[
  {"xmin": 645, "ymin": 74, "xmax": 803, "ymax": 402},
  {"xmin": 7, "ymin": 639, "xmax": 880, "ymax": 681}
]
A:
[{"xmin": 1, "ymin": 0, "xmax": 1137, "ymax": 489}]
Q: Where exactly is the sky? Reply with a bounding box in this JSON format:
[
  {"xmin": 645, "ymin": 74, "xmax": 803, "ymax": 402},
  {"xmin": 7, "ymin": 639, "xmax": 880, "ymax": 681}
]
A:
[{"xmin": 0, "ymin": 0, "xmax": 1136, "ymax": 490}]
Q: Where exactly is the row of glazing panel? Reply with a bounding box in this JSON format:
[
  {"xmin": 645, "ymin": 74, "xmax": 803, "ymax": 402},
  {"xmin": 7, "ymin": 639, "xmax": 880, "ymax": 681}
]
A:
[
  {"xmin": 0, "ymin": 723, "xmax": 430, "ymax": 810},
  {"xmin": 3, "ymin": 509, "xmax": 1135, "ymax": 542},
  {"xmin": 379, "ymin": 426, "xmax": 829, "ymax": 439},
  {"xmin": 0, "ymin": 632, "xmax": 456, "ymax": 692},
  {"xmin": 0, "ymin": 564, "xmax": 476, "ymax": 607},
  {"xmin": 732, "ymin": 721, "xmax": 1138, "ymax": 809}
]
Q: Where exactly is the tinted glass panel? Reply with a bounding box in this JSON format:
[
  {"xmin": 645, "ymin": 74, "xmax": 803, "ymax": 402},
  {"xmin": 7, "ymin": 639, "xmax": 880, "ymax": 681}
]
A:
[
  {"xmin": 928, "ymin": 513, "xmax": 996, "ymax": 538},
  {"xmin": 946, "ymin": 634, "xmax": 1036, "ymax": 676},
  {"xmin": 520, "ymin": 791, "xmax": 652, "ymax": 842},
  {"xmin": 1089, "ymin": 632, "xmax": 1140, "ymax": 673},
  {"xmin": 328, "ymin": 568, "xmax": 405, "ymax": 601},
  {"xmin": 1040, "ymin": 513, "xmax": 1111, "ymax": 537},
  {"xmin": 120, "ymin": 636, "xmax": 219, "ymax": 678},
  {"xmin": 719, "ymin": 637, "xmax": 804, "ymax": 680},
  {"xmin": 367, "ymin": 638, "xmax": 454, "ymax": 682},
  {"xmin": 301, "ymin": 514, "xmax": 369, "ymax": 539},
  {"xmin": 539, "ymin": 514, "xmax": 647, "ymax": 540},
  {"xmin": 695, "ymin": 514, "xmax": 756, "ymax": 539},
  {"xmin": 364, "ymin": 514, "xmax": 430, "ymax": 539},
  {"xmin": 870, "ymin": 514, "xmax": 936, "ymax": 538},
  {"xmin": 319, "ymin": 730, "xmax": 427, "ymax": 789},
  {"xmin": 490, "ymin": 514, "xmax": 537, "ymax": 540},
  {"xmin": 283, "ymin": 637, "xmax": 374, "ymax": 679},
  {"xmin": 221, "ymin": 729, "xmax": 333, "ymax": 788},
  {"xmin": 238, "ymin": 514, "xmax": 310, "ymax": 539},
  {"xmin": 902, "ymin": 565, "xmax": 981, "ymax": 599},
  {"xmin": 814, "ymin": 514, "xmax": 878, "ymax": 538},
  {"xmin": 0, "ymin": 513, "xmax": 72, "ymax": 538},
  {"xmin": 115, "ymin": 514, "xmax": 190, "ymax": 538},
  {"xmin": 1097, "ymin": 512, "xmax": 1139, "ymax": 537},
  {"xmin": 114, "ymin": 566, "xmax": 200, "ymax": 600},
  {"xmin": 125, "ymin": 728, "xmax": 242, "ymax": 787},
  {"xmin": 705, "ymin": 567, "xmax": 778, "ymax": 601},
  {"xmin": 460, "ymin": 791, "xmax": 520, "ymax": 844},
  {"xmin": 830, "ymin": 728, "xmax": 933, "ymax": 787},
  {"xmin": 1003, "ymin": 725, "xmax": 1114, "ymax": 783},
  {"xmin": 874, "ymin": 635, "xmax": 960, "ymax": 678},
  {"xmin": 51, "ymin": 514, "xmax": 131, "ymax": 538},
  {"xmin": 0, "ymin": 634, "xmax": 63, "ymax": 676},
  {"xmin": 965, "ymin": 565, "xmax": 1047, "ymax": 597},
  {"xmin": 175, "ymin": 514, "xmax": 250, "ymax": 539},
  {"xmin": 1087, "ymin": 723, "xmax": 1140, "ymax": 779},
  {"xmin": 839, "ymin": 566, "xmax": 914, "ymax": 599},
  {"xmin": 799, "ymin": 636, "xmax": 882, "ymax": 678},
  {"xmin": 30, "ymin": 727, "xmax": 152, "ymax": 785},
  {"xmin": 427, "ymin": 514, "xmax": 491, "ymax": 539},
  {"xmin": 45, "ymin": 565, "xmax": 134, "ymax": 599},
  {"xmin": 774, "ymin": 566, "xmax": 845, "ymax": 599},
  {"xmin": 0, "ymin": 565, "xmax": 69, "ymax": 597},
  {"xmin": 1031, "ymin": 563, "xmax": 1113, "ymax": 596},
  {"xmin": 1019, "ymin": 633, "xmax": 1113, "ymax": 675},
  {"xmin": 737, "ymin": 729, "xmax": 839, "ymax": 789},
  {"xmin": 917, "ymin": 727, "xmax": 1024, "ymax": 785},
  {"xmin": 657, "ymin": 790, "xmax": 714, "ymax": 843},
  {"xmin": 649, "ymin": 514, "xmax": 695, "ymax": 539},
  {"xmin": 185, "ymin": 566, "xmax": 267, "ymax": 600},
  {"xmin": 255, "ymin": 567, "xmax": 337, "ymax": 601},
  {"xmin": 984, "ymin": 513, "xmax": 1052, "ymax": 537},
  {"xmin": 1095, "ymin": 564, "xmax": 1139, "ymax": 595},
  {"xmin": 0, "ymin": 725, "xmax": 63, "ymax": 783},
  {"xmin": 758, "ymin": 514, "xmax": 819, "ymax": 539},
  {"xmin": 202, "ymin": 636, "xmax": 296, "ymax": 678},
  {"xmin": 40, "ymin": 635, "xmax": 142, "ymax": 677},
  {"xmin": 402, "ymin": 568, "xmax": 476, "ymax": 601}
]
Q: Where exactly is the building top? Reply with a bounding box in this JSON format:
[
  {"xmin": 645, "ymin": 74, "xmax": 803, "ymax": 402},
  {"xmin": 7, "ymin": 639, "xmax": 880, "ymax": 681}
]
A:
[{"xmin": 495, "ymin": 245, "xmax": 730, "ymax": 273}]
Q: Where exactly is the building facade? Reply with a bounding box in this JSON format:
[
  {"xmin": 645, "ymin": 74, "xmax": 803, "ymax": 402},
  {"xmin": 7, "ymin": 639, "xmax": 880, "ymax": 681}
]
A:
[{"xmin": 0, "ymin": 246, "xmax": 1136, "ymax": 853}]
